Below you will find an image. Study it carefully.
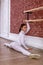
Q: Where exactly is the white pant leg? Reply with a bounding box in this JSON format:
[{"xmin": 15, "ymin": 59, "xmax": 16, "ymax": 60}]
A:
[{"xmin": 5, "ymin": 42, "xmax": 31, "ymax": 56}]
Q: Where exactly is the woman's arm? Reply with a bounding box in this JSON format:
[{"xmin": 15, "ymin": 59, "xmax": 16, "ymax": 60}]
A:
[{"xmin": 25, "ymin": 22, "xmax": 30, "ymax": 34}]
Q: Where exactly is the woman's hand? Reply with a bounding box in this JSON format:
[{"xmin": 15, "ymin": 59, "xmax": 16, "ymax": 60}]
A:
[{"xmin": 28, "ymin": 48, "xmax": 32, "ymax": 50}]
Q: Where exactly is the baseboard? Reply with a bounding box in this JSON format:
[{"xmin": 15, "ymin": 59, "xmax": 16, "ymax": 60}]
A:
[
  {"xmin": 1, "ymin": 33, "xmax": 43, "ymax": 50},
  {"xmin": 1, "ymin": 33, "xmax": 9, "ymax": 39},
  {"xmin": 0, "ymin": 34, "xmax": 1, "ymax": 37}
]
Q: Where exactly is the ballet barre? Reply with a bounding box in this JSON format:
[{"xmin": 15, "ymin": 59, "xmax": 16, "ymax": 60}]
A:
[
  {"xmin": 24, "ymin": 6, "xmax": 43, "ymax": 13},
  {"xmin": 23, "ymin": 19, "xmax": 43, "ymax": 22},
  {"xmin": 23, "ymin": 6, "xmax": 43, "ymax": 22}
]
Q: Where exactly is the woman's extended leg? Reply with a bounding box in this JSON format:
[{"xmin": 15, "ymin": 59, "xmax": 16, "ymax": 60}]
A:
[{"xmin": 4, "ymin": 42, "xmax": 31, "ymax": 56}]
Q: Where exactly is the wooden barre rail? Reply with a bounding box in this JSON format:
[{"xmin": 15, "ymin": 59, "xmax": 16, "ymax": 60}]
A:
[
  {"xmin": 24, "ymin": 19, "xmax": 43, "ymax": 22},
  {"xmin": 24, "ymin": 6, "xmax": 43, "ymax": 13}
]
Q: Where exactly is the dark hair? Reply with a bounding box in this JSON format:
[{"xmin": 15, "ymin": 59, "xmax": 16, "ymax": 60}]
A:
[{"xmin": 19, "ymin": 23, "xmax": 26, "ymax": 32}]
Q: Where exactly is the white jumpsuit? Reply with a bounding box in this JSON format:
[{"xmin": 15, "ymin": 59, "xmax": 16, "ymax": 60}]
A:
[{"xmin": 5, "ymin": 23, "xmax": 31, "ymax": 56}]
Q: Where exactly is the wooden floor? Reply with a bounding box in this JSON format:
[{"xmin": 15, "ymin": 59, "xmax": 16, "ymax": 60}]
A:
[{"xmin": 0, "ymin": 38, "xmax": 43, "ymax": 65}]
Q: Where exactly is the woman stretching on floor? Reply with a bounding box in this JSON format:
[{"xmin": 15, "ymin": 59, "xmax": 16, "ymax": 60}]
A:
[{"xmin": 4, "ymin": 21, "xmax": 40, "ymax": 59}]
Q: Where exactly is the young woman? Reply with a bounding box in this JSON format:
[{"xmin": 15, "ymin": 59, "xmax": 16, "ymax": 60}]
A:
[{"xmin": 4, "ymin": 22, "xmax": 40, "ymax": 59}]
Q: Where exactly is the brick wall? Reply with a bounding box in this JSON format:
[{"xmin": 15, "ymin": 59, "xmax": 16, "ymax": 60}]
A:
[{"xmin": 10, "ymin": 0, "xmax": 43, "ymax": 37}]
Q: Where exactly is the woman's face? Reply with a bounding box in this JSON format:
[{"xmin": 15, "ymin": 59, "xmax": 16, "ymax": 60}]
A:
[{"xmin": 22, "ymin": 25, "xmax": 27, "ymax": 32}]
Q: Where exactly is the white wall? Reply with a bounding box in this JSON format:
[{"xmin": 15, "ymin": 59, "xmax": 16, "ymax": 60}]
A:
[
  {"xmin": 1, "ymin": 0, "xmax": 10, "ymax": 37},
  {"xmin": 0, "ymin": 0, "xmax": 1, "ymax": 34}
]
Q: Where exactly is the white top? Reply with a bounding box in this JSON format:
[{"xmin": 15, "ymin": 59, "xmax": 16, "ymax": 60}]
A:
[{"xmin": 18, "ymin": 23, "xmax": 30, "ymax": 48}]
